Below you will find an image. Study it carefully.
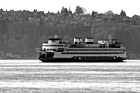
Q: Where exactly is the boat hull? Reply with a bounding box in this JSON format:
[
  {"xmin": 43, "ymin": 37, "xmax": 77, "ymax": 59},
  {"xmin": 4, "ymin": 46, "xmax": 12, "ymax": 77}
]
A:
[{"xmin": 39, "ymin": 57, "xmax": 125, "ymax": 62}]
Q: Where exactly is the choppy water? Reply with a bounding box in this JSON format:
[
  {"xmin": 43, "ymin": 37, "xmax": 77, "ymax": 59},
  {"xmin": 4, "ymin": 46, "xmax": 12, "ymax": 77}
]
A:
[{"xmin": 0, "ymin": 60, "xmax": 140, "ymax": 93}]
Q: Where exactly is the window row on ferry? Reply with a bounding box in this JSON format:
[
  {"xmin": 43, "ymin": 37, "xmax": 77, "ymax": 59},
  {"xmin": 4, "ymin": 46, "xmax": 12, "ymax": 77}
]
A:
[
  {"xmin": 61, "ymin": 52, "xmax": 124, "ymax": 54},
  {"xmin": 65, "ymin": 49, "xmax": 123, "ymax": 51}
]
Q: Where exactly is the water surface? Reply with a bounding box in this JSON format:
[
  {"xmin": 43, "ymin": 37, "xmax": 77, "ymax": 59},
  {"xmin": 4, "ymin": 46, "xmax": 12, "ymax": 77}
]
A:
[{"xmin": 0, "ymin": 60, "xmax": 140, "ymax": 93}]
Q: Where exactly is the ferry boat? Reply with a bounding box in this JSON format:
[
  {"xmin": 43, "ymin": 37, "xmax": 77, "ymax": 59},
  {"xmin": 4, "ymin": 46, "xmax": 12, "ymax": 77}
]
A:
[{"xmin": 38, "ymin": 34, "xmax": 126, "ymax": 62}]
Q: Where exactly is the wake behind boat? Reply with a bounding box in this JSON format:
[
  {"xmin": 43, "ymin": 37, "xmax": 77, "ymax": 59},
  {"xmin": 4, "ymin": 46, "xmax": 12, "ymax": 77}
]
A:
[{"xmin": 38, "ymin": 34, "xmax": 126, "ymax": 62}]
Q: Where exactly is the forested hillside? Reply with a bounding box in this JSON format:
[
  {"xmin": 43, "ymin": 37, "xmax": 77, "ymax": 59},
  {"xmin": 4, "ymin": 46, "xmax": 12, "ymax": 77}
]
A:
[{"xmin": 0, "ymin": 6, "xmax": 140, "ymax": 59}]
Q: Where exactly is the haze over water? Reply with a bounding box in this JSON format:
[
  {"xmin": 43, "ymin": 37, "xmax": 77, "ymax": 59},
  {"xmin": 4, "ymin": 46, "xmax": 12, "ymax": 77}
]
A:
[{"xmin": 0, "ymin": 60, "xmax": 140, "ymax": 93}]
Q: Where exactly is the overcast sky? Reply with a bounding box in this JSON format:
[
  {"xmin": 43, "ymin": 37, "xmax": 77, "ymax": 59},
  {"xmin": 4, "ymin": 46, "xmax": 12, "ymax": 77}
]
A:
[{"xmin": 0, "ymin": 0, "xmax": 140, "ymax": 17}]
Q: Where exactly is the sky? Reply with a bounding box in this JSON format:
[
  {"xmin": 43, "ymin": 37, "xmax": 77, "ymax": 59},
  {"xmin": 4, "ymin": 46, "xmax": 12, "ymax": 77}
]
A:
[{"xmin": 0, "ymin": 0, "xmax": 140, "ymax": 17}]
